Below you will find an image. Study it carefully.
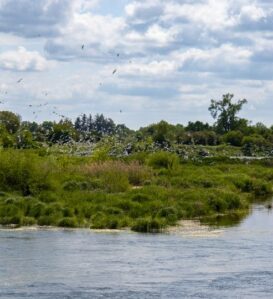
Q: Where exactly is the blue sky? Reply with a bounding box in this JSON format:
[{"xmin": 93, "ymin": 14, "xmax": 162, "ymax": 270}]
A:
[{"xmin": 0, "ymin": 0, "xmax": 272, "ymax": 129}]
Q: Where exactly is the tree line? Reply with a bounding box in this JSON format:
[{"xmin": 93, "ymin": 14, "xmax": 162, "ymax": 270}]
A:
[{"xmin": 0, "ymin": 94, "xmax": 273, "ymax": 156}]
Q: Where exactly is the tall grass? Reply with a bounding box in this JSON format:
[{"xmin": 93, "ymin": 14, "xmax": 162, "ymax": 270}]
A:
[{"xmin": 0, "ymin": 149, "xmax": 272, "ymax": 231}]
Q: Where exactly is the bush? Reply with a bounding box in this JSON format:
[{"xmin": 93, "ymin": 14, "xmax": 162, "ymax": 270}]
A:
[
  {"xmin": 148, "ymin": 152, "xmax": 179, "ymax": 170},
  {"xmin": 0, "ymin": 216, "xmax": 21, "ymax": 226},
  {"xmin": 21, "ymin": 217, "xmax": 36, "ymax": 226},
  {"xmin": 0, "ymin": 150, "xmax": 54, "ymax": 195},
  {"xmin": 208, "ymin": 195, "xmax": 228, "ymax": 213},
  {"xmin": 28, "ymin": 202, "xmax": 45, "ymax": 218},
  {"xmin": 62, "ymin": 207, "xmax": 74, "ymax": 217},
  {"xmin": 58, "ymin": 217, "xmax": 77, "ymax": 228},
  {"xmin": 223, "ymin": 131, "xmax": 243, "ymax": 146},
  {"xmin": 90, "ymin": 212, "xmax": 121, "ymax": 229},
  {"xmin": 157, "ymin": 207, "xmax": 178, "ymax": 223},
  {"xmin": 131, "ymin": 218, "xmax": 166, "ymax": 233},
  {"xmin": 223, "ymin": 193, "xmax": 242, "ymax": 210},
  {"xmin": 38, "ymin": 216, "xmax": 58, "ymax": 226},
  {"xmin": 39, "ymin": 192, "xmax": 58, "ymax": 203}
]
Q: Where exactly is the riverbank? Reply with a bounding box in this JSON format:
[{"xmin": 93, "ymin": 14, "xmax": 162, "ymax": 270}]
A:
[{"xmin": 0, "ymin": 149, "xmax": 272, "ymax": 232}]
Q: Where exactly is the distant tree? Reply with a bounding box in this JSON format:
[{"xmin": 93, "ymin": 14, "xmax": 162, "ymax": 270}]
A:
[
  {"xmin": 140, "ymin": 121, "xmax": 176, "ymax": 146},
  {"xmin": 49, "ymin": 119, "xmax": 77, "ymax": 144},
  {"xmin": 21, "ymin": 121, "xmax": 39, "ymax": 133},
  {"xmin": 115, "ymin": 124, "xmax": 132, "ymax": 139},
  {"xmin": 0, "ymin": 124, "xmax": 15, "ymax": 148},
  {"xmin": 81, "ymin": 114, "xmax": 88, "ymax": 132},
  {"xmin": 74, "ymin": 117, "xmax": 82, "ymax": 131},
  {"xmin": 16, "ymin": 130, "xmax": 35, "ymax": 149},
  {"xmin": 186, "ymin": 121, "xmax": 210, "ymax": 132},
  {"xmin": 209, "ymin": 94, "xmax": 247, "ymax": 133},
  {"xmin": 94, "ymin": 114, "xmax": 115, "ymax": 136},
  {"xmin": 0, "ymin": 111, "xmax": 21, "ymax": 134}
]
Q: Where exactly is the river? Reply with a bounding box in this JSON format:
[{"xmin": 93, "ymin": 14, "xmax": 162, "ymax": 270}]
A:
[{"xmin": 0, "ymin": 202, "xmax": 273, "ymax": 298}]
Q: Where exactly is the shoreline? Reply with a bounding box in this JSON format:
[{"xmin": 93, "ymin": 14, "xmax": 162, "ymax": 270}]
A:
[{"xmin": 0, "ymin": 220, "xmax": 225, "ymax": 237}]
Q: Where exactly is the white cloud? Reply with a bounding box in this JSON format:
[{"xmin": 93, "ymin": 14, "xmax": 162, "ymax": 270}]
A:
[
  {"xmin": 0, "ymin": 0, "xmax": 273, "ymax": 126},
  {"xmin": 0, "ymin": 47, "xmax": 51, "ymax": 71},
  {"xmin": 239, "ymin": 4, "xmax": 267, "ymax": 23},
  {"xmin": 164, "ymin": 0, "xmax": 237, "ymax": 30}
]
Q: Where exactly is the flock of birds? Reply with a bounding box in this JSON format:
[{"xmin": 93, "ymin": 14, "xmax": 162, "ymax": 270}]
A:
[
  {"xmin": 0, "ymin": 44, "xmax": 126, "ymax": 121},
  {"xmin": 0, "ymin": 44, "xmax": 133, "ymax": 155}
]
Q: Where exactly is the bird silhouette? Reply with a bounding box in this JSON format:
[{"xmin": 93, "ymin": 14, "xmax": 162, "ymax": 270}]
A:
[
  {"xmin": 112, "ymin": 69, "xmax": 117, "ymax": 75},
  {"xmin": 17, "ymin": 78, "xmax": 23, "ymax": 83}
]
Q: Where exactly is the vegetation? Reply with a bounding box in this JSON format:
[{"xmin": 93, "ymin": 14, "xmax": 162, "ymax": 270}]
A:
[
  {"xmin": 0, "ymin": 149, "xmax": 272, "ymax": 232},
  {"xmin": 0, "ymin": 94, "xmax": 273, "ymax": 232}
]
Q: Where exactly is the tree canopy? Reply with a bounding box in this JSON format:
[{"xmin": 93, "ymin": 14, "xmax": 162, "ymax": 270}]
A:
[{"xmin": 209, "ymin": 93, "xmax": 247, "ymax": 133}]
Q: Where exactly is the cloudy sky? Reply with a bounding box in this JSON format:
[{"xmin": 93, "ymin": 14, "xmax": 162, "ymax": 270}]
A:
[{"xmin": 0, "ymin": 0, "xmax": 272, "ymax": 128}]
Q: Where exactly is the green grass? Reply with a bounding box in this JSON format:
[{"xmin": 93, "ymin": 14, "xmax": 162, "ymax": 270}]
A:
[{"xmin": 0, "ymin": 149, "xmax": 272, "ymax": 232}]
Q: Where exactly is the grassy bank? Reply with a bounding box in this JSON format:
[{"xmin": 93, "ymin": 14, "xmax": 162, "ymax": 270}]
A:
[{"xmin": 0, "ymin": 149, "xmax": 272, "ymax": 232}]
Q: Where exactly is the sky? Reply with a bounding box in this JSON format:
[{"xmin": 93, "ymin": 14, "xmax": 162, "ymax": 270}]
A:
[{"xmin": 0, "ymin": 0, "xmax": 272, "ymax": 129}]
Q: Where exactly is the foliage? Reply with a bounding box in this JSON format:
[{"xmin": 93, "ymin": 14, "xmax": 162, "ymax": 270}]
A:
[{"xmin": 209, "ymin": 94, "xmax": 248, "ymax": 133}]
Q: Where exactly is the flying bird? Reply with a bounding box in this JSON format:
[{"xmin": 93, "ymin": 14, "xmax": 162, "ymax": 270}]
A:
[
  {"xmin": 112, "ymin": 69, "xmax": 117, "ymax": 75},
  {"xmin": 17, "ymin": 78, "xmax": 23, "ymax": 83},
  {"xmin": 81, "ymin": 44, "xmax": 85, "ymax": 50}
]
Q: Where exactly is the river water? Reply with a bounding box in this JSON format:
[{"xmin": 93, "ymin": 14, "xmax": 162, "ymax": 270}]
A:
[{"xmin": 0, "ymin": 203, "xmax": 273, "ymax": 299}]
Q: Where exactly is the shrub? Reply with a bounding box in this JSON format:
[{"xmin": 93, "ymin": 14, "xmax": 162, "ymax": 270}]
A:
[
  {"xmin": 252, "ymin": 180, "xmax": 272, "ymax": 196},
  {"xmin": 132, "ymin": 218, "xmax": 166, "ymax": 233},
  {"xmin": 39, "ymin": 192, "xmax": 58, "ymax": 203},
  {"xmin": 62, "ymin": 207, "xmax": 74, "ymax": 217},
  {"xmin": 0, "ymin": 216, "xmax": 21, "ymax": 226},
  {"xmin": 223, "ymin": 131, "xmax": 243, "ymax": 146},
  {"xmin": 28, "ymin": 202, "xmax": 45, "ymax": 218},
  {"xmin": 148, "ymin": 152, "xmax": 180, "ymax": 170},
  {"xmin": 0, "ymin": 150, "xmax": 54, "ymax": 195},
  {"xmin": 224, "ymin": 193, "xmax": 242, "ymax": 210},
  {"xmin": 208, "ymin": 195, "xmax": 228, "ymax": 213},
  {"xmin": 38, "ymin": 216, "xmax": 58, "ymax": 226},
  {"xmin": 90, "ymin": 212, "xmax": 120, "ymax": 229},
  {"xmin": 58, "ymin": 217, "xmax": 77, "ymax": 228},
  {"xmin": 63, "ymin": 180, "xmax": 80, "ymax": 191},
  {"xmin": 157, "ymin": 207, "xmax": 178, "ymax": 223},
  {"xmin": 21, "ymin": 217, "xmax": 36, "ymax": 226}
]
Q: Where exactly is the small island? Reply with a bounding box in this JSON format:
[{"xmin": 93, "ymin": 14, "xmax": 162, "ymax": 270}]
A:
[{"xmin": 0, "ymin": 94, "xmax": 273, "ymax": 232}]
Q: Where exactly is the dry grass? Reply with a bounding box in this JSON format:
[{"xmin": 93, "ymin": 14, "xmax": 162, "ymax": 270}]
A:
[{"xmin": 83, "ymin": 161, "xmax": 152, "ymax": 186}]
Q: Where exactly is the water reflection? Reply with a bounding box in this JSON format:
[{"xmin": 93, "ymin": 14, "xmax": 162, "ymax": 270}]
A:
[{"xmin": 200, "ymin": 211, "xmax": 249, "ymax": 228}]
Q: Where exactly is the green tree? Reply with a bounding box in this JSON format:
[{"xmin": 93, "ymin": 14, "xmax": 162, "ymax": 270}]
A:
[
  {"xmin": 49, "ymin": 120, "xmax": 77, "ymax": 144},
  {"xmin": 0, "ymin": 124, "xmax": 15, "ymax": 148},
  {"xmin": 0, "ymin": 111, "xmax": 21, "ymax": 134},
  {"xmin": 186, "ymin": 121, "xmax": 210, "ymax": 132},
  {"xmin": 209, "ymin": 94, "xmax": 247, "ymax": 133}
]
